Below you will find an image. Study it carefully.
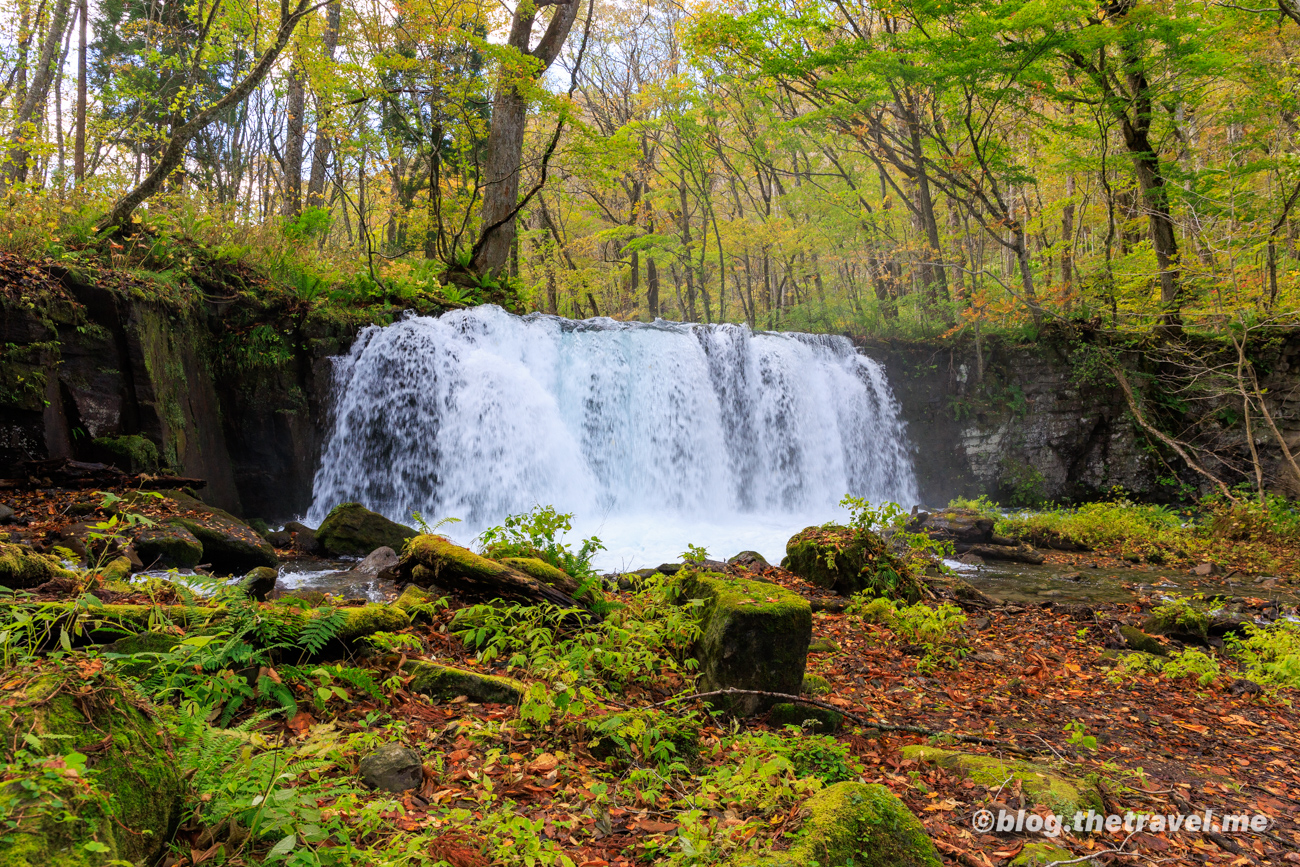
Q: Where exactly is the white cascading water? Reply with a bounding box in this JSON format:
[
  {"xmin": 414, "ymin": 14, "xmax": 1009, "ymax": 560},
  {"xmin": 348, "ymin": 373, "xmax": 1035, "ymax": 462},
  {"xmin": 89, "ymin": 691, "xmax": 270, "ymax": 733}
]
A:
[{"xmin": 306, "ymin": 305, "xmax": 918, "ymax": 569}]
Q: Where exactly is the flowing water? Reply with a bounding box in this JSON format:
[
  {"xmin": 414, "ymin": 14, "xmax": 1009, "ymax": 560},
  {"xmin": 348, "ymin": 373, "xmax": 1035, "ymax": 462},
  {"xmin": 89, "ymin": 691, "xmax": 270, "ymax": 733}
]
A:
[{"xmin": 307, "ymin": 306, "xmax": 918, "ymax": 569}]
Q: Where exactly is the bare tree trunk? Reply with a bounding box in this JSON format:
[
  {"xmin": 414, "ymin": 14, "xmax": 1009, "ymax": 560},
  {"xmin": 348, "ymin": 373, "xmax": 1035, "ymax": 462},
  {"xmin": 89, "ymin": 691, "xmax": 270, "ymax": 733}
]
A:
[
  {"xmin": 306, "ymin": 0, "xmax": 341, "ymax": 210},
  {"xmin": 73, "ymin": 0, "xmax": 85, "ymax": 184}
]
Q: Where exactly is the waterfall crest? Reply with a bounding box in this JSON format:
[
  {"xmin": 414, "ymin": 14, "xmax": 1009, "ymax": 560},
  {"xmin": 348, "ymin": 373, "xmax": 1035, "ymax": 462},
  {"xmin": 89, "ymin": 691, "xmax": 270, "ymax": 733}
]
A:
[{"xmin": 307, "ymin": 306, "xmax": 917, "ymax": 566}]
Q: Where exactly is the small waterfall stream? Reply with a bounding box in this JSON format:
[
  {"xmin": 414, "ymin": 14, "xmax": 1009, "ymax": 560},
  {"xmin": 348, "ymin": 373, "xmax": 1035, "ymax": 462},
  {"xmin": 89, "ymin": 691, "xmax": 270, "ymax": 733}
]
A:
[{"xmin": 307, "ymin": 306, "xmax": 918, "ymax": 568}]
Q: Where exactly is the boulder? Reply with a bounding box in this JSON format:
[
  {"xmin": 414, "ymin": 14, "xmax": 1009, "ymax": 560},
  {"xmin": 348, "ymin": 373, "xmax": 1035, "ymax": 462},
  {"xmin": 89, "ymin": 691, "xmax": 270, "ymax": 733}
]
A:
[
  {"xmin": 958, "ymin": 543, "xmax": 1046, "ymax": 565},
  {"xmin": 397, "ymin": 535, "xmax": 587, "ymax": 610},
  {"xmin": 97, "ymin": 556, "xmax": 134, "ymax": 584},
  {"xmin": 784, "ymin": 525, "xmax": 920, "ymax": 600},
  {"xmin": 133, "ymin": 524, "xmax": 203, "ymax": 569},
  {"xmin": 768, "ymin": 703, "xmax": 842, "ymax": 733},
  {"xmin": 727, "ymin": 551, "xmax": 772, "ymax": 571},
  {"xmin": 358, "ymin": 743, "xmax": 424, "ymax": 793},
  {"xmin": 240, "ymin": 566, "xmax": 279, "ymax": 601},
  {"xmin": 356, "ymin": 546, "xmax": 399, "ymax": 576},
  {"xmin": 677, "ymin": 571, "xmax": 811, "ymax": 716},
  {"xmin": 316, "ymin": 503, "xmax": 417, "ymax": 556},
  {"xmin": 499, "ymin": 556, "xmax": 579, "ymax": 595},
  {"xmin": 90, "ymin": 434, "xmax": 160, "ymax": 473},
  {"xmin": 266, "ymin": 530, "xmax": 292, "ymax": 548},
  {"xmin": 900, "ymin": 745, "xmax": 1102, "ymax": 816},
  {"xmin": 906, "ymin": 508, "xmax": 994, "ymax": 544},
  {"xmin": 402, "ymin": 659, "xmax": 525, "ymax": 704},
  {"xmin": 736, "ymin": 782, "xmax": 941, "ymax": 867},
  {"xmin": 1117, "ymin": 624, "xmax": 1169, "ymax": 656},
  {"xmin": 165, "ymin": 494, "xmax": 277, "ymax": 574},
  {"xmin": 0, "ymin": 503, "xmax": 15, "ymax": 523},
  {"xmin": 0, "ymin": 669, "xmax": 184, "ymax": 865},
  {"xmin": 0, "ymin": 541, "xmax": 77, "ymax": 590},
  {"xmin": 802, "ymin": 673, "xmax": 831, "ymax": 695},
  {"xmin": 284, "ymin": 520, "xmax": 321, "ymax": 554}
]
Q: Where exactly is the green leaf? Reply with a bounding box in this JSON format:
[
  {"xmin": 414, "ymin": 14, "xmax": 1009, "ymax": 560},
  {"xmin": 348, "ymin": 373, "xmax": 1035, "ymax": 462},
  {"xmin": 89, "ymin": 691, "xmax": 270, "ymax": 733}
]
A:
[{"xmin": 268, "ymin": 834, "xmax": 298, "ymax": 858}]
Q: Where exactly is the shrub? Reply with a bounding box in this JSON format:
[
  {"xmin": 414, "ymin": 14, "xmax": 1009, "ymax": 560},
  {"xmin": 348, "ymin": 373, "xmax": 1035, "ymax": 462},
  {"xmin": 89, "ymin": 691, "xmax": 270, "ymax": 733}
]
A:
[{"xmin": 1228, "ymin": 620, "xmax": 1300, "ymax": 688}]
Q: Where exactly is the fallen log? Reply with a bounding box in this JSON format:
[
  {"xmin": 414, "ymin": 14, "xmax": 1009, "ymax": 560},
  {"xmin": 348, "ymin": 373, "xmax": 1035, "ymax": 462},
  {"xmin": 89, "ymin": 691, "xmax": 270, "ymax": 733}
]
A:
[
  {"xmin": 396, "ymin": 534, "xmax": 593, "ymax": 614},
  {"xmin": 0, "ymin": 458, "xmax": 206, "ymax": 490}
]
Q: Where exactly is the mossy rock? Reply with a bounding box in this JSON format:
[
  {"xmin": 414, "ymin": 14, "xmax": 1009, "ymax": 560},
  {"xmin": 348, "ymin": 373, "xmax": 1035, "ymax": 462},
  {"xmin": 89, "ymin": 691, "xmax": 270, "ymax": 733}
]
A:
[
  {"xmin": 394, "ymin": 584, "xmax": 444, "ymax": 621},
  {"xmin": 400, "ymin": 534, "xmax": 586, "ymax": 609},
  {"xmin": 1117, "ymin": 624, "xmax": 1169, "ymax": 657},
  {"xmin": 784, "ymin": 525, "xmax": 921, "ymax": 601},
  {"xmin": 802, "ymin": 673, "xmax": 831, "ymax": 695},
  {"xmin": 768, "ymin": 703, "xmax": 843, "ymax": 733},
  {"xmin": 900, "ymin": 746, "xmax": 1102, "ymax": 816},
  {"xmin": 0, "ymin": 541, "xmax": 77, "ymax": 590},
  {"xmin": 157, "ymin": 490, "xmax": 275, "ymax": 574},
  {"xmin": 499, "ymin": 557, "xmax": 578, "ymax": 595},
  {"xmin": 736, "ymin": 782, "xmax": 941, "ymax": 867},
  {"xmin": 1011, "ymin": 843, "xmax": 1075, "ymax": 867},
  {"xmin": 809, "ymin": 638, "xmax": 842, "ymax": 653},
  {"xmin": 96, "ymin": 556, "xmax": 133, "ymax": 584},
  {"xmin": 91, "ymin": 434, "xmax": 159, "ymax": 473},
  {"xmin": 334, "ymin": 604, "xmax": 412, "ymax": 642},
  {"xmin": 316, "ymin": 502, "xmax": 417, "ymax": 557},
  {"xmin": 133, "ymin": 524, "xmax": 203, "ymax": 569},
  {"xmin": 240, "ymin": 566, "xmax": 278, "ymax": 601},
  {"xmin": 402, "ymin": 659, "xmax": 524, "ymax": 704},
  {"xmin": 677, "ymin": 570, "xmax": 811, "ymax": 716},
  {"xmin": 0, "ymin": 668, "xmax": 184, "ymax": 866}
]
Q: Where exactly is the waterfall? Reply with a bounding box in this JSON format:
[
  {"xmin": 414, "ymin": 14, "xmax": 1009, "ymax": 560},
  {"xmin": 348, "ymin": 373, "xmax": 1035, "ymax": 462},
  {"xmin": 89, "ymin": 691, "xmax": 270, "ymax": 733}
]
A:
[{"xmin": 307, "ymin": 306, "xmax": 918, "ymax": 568}]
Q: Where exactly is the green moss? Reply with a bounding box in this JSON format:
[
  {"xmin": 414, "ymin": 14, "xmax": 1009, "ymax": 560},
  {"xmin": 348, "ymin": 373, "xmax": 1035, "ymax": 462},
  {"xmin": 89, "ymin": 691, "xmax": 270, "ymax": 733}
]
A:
[
  {"xmin": 0, "ymin": 542, "xmax": 77, "ymax": 590},
  {"xmin": 735, "ymin": 782, "xmax": 940, "ymax": 867},
  {"xmin": 0, "ymin": 669, "xmax": 183, "ymax": 866},
  {"xmin": 1011, "ymin": 843, "xmax": 1075, "ymax": 867},
  {"xmin": 1117, "ymin": 624, "xmax": 1169, "ymax": 656},
  {"xmin": 499, "ymin": 556, "xmax": 577, "ymax": 594},
  {"xmin": 803, "ymin": 673, "xmax": 831, "ymax": 695},
  {"xmin": 91, "ymin": 435, "xmax": 159, "ymax": 473},
  {"xmin": 900, "ymin": 746, "xmax": 1101, "ymax": 815},
  {"xmin": 394, "ymin": 584, "xmax": 443, "ymax": 621},
  {"xmin": 768, "ymin": 703, "xmax": 843, "ymax": 733},
  {"xmin": 402, "ymin": 659, "xmax": 524, "ymax": 704},
  {"xmin": 784, "ymin": 525, "xmax": 921, "ymax": 601},
  {"xmin": 316, "ymin": 503, "xmax": 417, "ymax": 556},
  {"xmin": 336, "ymin": 605, "xmax": 411, "ymax": 642},
  {"xmin": 133, "ymin": 524, "xmax": 203, "ymax": 569},
  {"xmin": 96, "ymin": 556, "xmax": 133, "ymax": 584},
  {"xmin": 808, "ymin": 638, "xmax": 841, "ymax": 653},
  {"xmin": 677, "ymin": 570, "xmax": 811, "ymax": 715}
]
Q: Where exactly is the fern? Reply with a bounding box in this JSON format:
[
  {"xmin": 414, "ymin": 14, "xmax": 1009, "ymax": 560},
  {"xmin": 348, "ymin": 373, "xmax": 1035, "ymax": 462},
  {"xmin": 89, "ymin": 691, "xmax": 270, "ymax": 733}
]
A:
[{"xmin": 298, "ymin": 609, "xmax": 346, "ymax": 656}]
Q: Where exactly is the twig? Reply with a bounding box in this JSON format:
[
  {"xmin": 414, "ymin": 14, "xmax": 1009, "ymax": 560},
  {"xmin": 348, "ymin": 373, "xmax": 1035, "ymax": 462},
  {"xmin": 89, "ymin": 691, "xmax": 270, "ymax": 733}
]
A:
[{"xmin": 650, "ymin": 687, "xmax": 1038, "ymax": 753}]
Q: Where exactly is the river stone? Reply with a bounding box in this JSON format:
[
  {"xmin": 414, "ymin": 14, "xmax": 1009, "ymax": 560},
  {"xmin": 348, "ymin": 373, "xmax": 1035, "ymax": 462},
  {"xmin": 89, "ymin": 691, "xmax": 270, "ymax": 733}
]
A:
[
  {"xmin": 677, "ymin": 570, "xmax": 811, "ymax": 716},
  {"xmin": 161, "ymin": 490, "xmax": 277, "ymax": 574},
  {"xmin": 284, "ymin": 520, "xmax": 321, "ymax": 554},
  {"xmin": 0, "ymin": 541, "xmax": 77, "ymax": 590},
  {"xmin": 240, "ymin": 566, "xmax": 279, "ymax": 601},
  {"xmin": 358, "ymin": 743, "xmax": 424, "ymax": 793},
  {"xmin": 0, "ymin": 669, "xmax": 184, "ymax": 865},
  {"xmin": 906, "ymin": 507, "xmax": 994, "ymax": 543},
  {"xmin": 134, "ymin": 524, "xmax": 203, "ymax": 569},
  {"xmin": 785, "ymin": 525, "xmax": 920, "ymax": 600},
  {"xmin": 727, "ymin": 550, "xmax": 771, "ymax": 570},
  {"xmin": 316, "ymin": 503, "xmax": 418, "ymax": 556},
  {"xmin": 356, "ymin": 546, "xmax": 399, "ymax": 576}
]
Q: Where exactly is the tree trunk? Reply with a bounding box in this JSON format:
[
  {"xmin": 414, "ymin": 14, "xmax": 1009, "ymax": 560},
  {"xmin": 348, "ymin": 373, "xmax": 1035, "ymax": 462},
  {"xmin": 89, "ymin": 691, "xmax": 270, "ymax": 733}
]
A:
[
  {"xmin": 305, "ymin": 0, "xmax": 342, "ymax": 210},
  {"xmin": 3, "ymin": 0, "xmax": 73, "ymax": 190},
  {"xmin": 281, "ymin": 56, "xmax": 307, "ymax": 218},
  {"xmin": 73, "ymin": 0, "xmax": 85, "ymax": 184},
  {"xmin": 471, "ymin": 0, "xmax": 580, "ymax": 276}
]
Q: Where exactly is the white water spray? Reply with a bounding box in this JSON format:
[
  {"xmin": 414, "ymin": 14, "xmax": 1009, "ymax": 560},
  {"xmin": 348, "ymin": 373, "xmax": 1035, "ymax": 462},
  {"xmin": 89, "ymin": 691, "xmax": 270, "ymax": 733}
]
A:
[{"xmin": 307, "ymin": 306, "xmax": 917, "ymax": 568}]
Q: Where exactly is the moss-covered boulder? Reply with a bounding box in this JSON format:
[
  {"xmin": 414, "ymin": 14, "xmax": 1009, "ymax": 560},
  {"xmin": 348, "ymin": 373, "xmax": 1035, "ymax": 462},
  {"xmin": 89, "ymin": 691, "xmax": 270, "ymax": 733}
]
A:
[
  {"xmin": 91, "ymin": 434, "xmax": 160, "ymax": 473},
  {"xmin": 499, "ymin": 557, "xmax": 579, "ymax": 595},
  {"xmin": 240, "ymin": 566, "xmax": 278, "ymax": 601},
  {"xmin": 398, "ymin": 535, "xmax": 585, "ymax": 609},
  {"xmin": 96, "ymin": 555, "xmax": 134, "ymax": 584},
  {"xmin": 0, "ymin": 542, "xmax": 77, "ymax": 590},
  {"xmin": 768, "ymin": 703, "xmax": 843, "ymax": 733},
  {"xmin": 402, "ymin": 659, "xmax": 524, "ymax": 704},
  {"xmin": 1118, "ymin": 624, "xmax": 1169, "ymax": 656},
  {"xmin": 784, "ymin": 525, "xmax": 920, "ymax": 601},
  {"xmin": 900, "ymin": 746, "xmax": 1102, "ymax": 816},
  {"xmin": 167, "ymin": 505, "xmax": 276, "ymax": 574},
  {"xmin": 1011, "ymin": 843, "xmax": 1076, "ymax": 867},
  {"xmin": 736, "ymin": 782, "xmax": 940, "ymax": 867},
  {"xmin": 394, "ymin": 584, "xmax": 443, "ymax": 620},
  {"xmin": 133, "ymin": 524, "xmax": 203, "ymax": 569},
  {"xmin": 0, "ymin": 667, "xmax": 184, "ymax": 866},
  {"xmin": 802, "ymin": 673, "xmax": 831, "ymax": 695},
  {"xmin": 677, "ymin": 570, "xmax": 811, "ymax": 716},
  {"xmin": 316, "ymin": 503, "xmax": 417, "ymax": 556},
  {"xmin": 335, "ymin": 604, "xmax": 411, "ymax": 642}
]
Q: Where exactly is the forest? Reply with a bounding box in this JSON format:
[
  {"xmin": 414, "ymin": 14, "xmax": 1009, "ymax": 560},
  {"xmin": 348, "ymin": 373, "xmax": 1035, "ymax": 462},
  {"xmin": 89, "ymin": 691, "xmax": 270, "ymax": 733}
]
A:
[{"xmin": 2, "ymin": 0, "xmax": 1299, "ymax": 335}]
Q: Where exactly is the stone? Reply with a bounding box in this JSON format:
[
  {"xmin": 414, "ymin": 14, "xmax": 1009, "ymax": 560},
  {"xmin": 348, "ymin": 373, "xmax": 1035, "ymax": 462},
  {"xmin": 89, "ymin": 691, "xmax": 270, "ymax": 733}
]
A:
[
  {"xmin": 785, "ymin": 525, "xmax": 921, "ymax": 600},
  {"xmin": 901, "ymin": 746, "xmax": 1102, "ymax": 816},
  {"xmin": 0, "ymin": 541, "xmax": 77, "ymax": 590},
  {"xmin": 677, "ymin": 570, "xmax": 812, "ymax": 716},
  {"xmin": 358, "ymin": 743, "xmax": 424, "ymax": 793},
  {"xmin": 1192, "ymin": 562, "xmax": 1218, "ymax": 576},
  {"xmin": 399, "ymin": 535, "xmax": 584, "ymax": 609},
  {"xmin": 957, "ymin": 552, "xmax": 985, "ymax": 565},
  {"xmin": 91, "ymin": 434, "xmax": 160, "ymax": 473},
  {"xmin": 355, "ymin": 546, "xmax": 399, "ymax": 576},
  {"xmin": 1118, "ymin": 624, "xmax": 1169, "ymax": 656},
  {"xmin": 0, "ymin": 503, "xmax": 14, "ymax": 523},
  {"xmin": 316, "ymin": 503, "xmax": 417, "ymax": 556},
  {"xmin": 1011, "ymin": 843, "xmax": 1076, "ymax": 867},
  {"xmin": 402, "ymin": 659, "xmax": 525, "ymax": 704},
  {"xmin": 906, "ymin": 508, "xmax": 994, "ymax": 544},
  {"xmin": 727, "ymin": 550, "xmax": 771, "ymax": 570},
  {"xmin": 768, "ymin": 703, "xmax": 843, "ymax": 733},
  {"xmin": 134, "ymin": 524, "xmax": 204, "ymax": 569},
  {"xmin": 808, "ymin": 638, "xmax": 841, "ymax": 653},
  {"xmin": 736, "ymin": 782, "xmax": 941, "ymax": 867},
  {"xmin": 0, "ymin": 670, "xmax": 184, "ymax": 865},
  {"xmin": 802, "ymin": 673, "xmax": 831, "ymax": 695},
  {"xmin": 162, "ymin": 491, "xmax": 277, "ymax": 573},
  {"xmin": 284, "ymin": 521, "xmax": 321, "ymax": 554},
  {"xmin": 394, "ymin": 584, "xmax": 442, "ymax": 620},
  {"xmin": 240, "ymin": 566, "xmax": 279, "ymax": 601},
  {"xmin": 97, "ymin": 555, "xmax": 134, "ymax": 584},
  {"xmin": 266, "ymin": 530, "xmax": 292, "ymax": 548}
]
